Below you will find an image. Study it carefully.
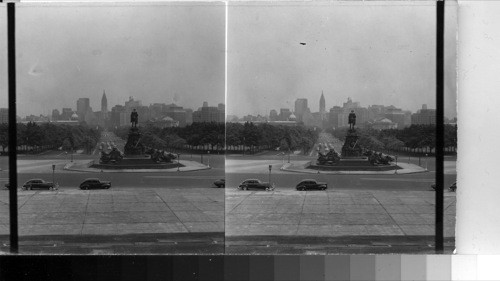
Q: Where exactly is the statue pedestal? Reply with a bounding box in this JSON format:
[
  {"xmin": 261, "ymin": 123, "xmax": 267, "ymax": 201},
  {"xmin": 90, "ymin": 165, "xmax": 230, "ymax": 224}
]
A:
[
  {"xmin": 341, "ymin": 129, "xmax": 363, "ymax": 158},
  {"xmin": 124, "ymin": 127, "xmax": 145, "ymax": 156}
]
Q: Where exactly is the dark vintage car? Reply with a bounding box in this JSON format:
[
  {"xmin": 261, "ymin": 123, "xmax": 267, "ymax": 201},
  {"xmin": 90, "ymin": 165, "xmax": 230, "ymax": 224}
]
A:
[
  {"xmin": 5, "ymin": 179, "xmax": 57, "ymax": 190},
  {"xmin": 79, "ymin": 178, "xmax": 111, "ymax": 190},
  {"xmin": 214, "ymin": 179, "xmax": 225, "ymax": 188},
  {"xmin": 296, "ymin": 179, "xmax": 328, "ymax": 191},
  {"xmin": 431, "ymin": 182, "xmax": 457, "ymax": 192},
  {"xmin": 238, "ymin": 179, "xmax": 274, "ymax": 191}
]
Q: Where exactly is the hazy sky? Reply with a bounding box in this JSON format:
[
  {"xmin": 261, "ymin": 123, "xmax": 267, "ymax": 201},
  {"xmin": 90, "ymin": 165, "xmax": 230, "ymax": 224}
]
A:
[
  {"xmin": 0, "ymin": 2, "xmax": 225, "ymax": 117},
  {"xmin": 228, "ymin": 1, "xmax": 457, "ymax": 118},
  {"xmin": 1, "ymin": 1, "xmax": 457, "ymax": 119}
]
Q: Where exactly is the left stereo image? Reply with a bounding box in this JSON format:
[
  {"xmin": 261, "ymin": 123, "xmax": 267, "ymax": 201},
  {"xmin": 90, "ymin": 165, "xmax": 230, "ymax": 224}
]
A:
[{"xmin": 0, "ymin": 2, "xmax": 226, "ymax": 254}]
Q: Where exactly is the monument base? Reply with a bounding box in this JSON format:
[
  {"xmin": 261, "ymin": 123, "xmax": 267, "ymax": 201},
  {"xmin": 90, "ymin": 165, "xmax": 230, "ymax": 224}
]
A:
[{"xmin": 91, "ymin": 157, "xmax": 183, "ymax": 170}]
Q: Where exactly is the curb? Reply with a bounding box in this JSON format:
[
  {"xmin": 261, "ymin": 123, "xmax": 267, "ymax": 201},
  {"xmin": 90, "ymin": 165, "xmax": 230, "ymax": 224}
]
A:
[
  {"xmin": 280, "ymin": 163, "xmax": 428, "ymax": 175},
  {"xmin": 280, "ymin": 168, "xmax": 428, "ymax": 175},
  {"xmin": 63, "ymin": 161, "xmax": 211, "ymax": 173}
]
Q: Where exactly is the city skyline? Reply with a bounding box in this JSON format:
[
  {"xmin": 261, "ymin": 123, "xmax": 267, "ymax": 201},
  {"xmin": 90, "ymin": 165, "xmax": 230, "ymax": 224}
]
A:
[
  {"xmin": 229, "ymin": 95, "xmax": 440, "ymax": 119},
  {"xmin": 228, "ymin": 2, "xmax": 457, "ymax": 119},
  {"xmin": 16, "ymin": 92, "xmax": 224, "ymax": 119},
  {"xmin": 0, "ymin": 3, "xmax": 225, "ymax": 117}
]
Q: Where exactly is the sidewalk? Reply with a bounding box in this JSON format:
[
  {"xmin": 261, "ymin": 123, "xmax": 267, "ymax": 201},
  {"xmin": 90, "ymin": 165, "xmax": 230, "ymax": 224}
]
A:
[
  {"xmin": 0, "ymin": 187, "xmax": 224, "ymax": 238},
  {"xmin": 226, "ymin": 189, "xmax": 456, "ymax": 249}
]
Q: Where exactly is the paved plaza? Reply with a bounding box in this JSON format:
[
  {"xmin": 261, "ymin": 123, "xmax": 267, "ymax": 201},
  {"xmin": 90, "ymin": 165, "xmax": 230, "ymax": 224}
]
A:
[
  {"xmin": 0, "ymin": 187, "xmax": 224, "ymax": 253},
  {"xmin": 226, "ymin": 189, "xmax": 455, "ymax": 237}
]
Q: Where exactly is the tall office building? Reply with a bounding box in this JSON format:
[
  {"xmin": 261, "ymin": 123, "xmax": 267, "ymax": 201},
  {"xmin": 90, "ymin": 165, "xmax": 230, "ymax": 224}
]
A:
[
  {"xmin": 294, "ymin": 98, "xmax": 308, "ymax": 121},
  {"xmin": 329, "ymin": 106, "xmax": 344, "ymax": 128},
  {"xmin": 61, "ymin": 108, "xmax": 73, "ymax": 120},
  {"xmin": 342, "ymin": 97, "xmax": 360, "ymax": 110},
  {"xmin": 319, "ymin": 92, "xmax": 325, "ymax": 114},
  {"xmin": 51, "ymin": 109, "xmax": 60, "ymax": 121},
  {"xmin": 76, "ymin": 98, "xmax": 90, "ymax": 122},
  {"xmin": 269, "ymin": 109, "xmax": 278, "ymax": 121},
  {"xmin": 192, "ymin": 102, "xmax": 224, "ymax": 123},
  {"xmin": 101, "ymin": 90, "xmax": 108, "ymax": 114},
  {"xmin": 125, "ymin": 96, "xmax": 141, "ymax": 110},
  {"xmin": 279, "ymin": 108, "xmax": 292, "ymax": 121},
  {"xmin": 164, "ymin": 103, "xmax": 188, "ymax": 127},
  {"xmin": 411, "ymin": 104, "xmax": 436, "ymax": 125}
]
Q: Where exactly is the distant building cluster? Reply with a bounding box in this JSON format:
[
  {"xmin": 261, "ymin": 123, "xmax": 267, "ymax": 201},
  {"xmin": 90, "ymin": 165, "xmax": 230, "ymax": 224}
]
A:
[
  {"xmin": 4, "ymin": 90, "xmax": 225, "ymax": 128},
  {"xmin": 228, "ymin": 93, "xmax": 455, "ymax": 130},
  {"xmin": 0, "ymin": 92, "xmax": 456, "ymax": 129}
]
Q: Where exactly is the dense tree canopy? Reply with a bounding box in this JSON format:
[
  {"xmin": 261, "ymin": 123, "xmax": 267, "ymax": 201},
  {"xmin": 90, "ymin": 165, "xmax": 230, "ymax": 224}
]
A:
[
  {"xmin": 226, "ymin": 122, "xmax": 319, "ymax": 154},
  {"xmin": 114, "ymin": 122, "xmax": 224, "ymax": 151},
  {"xmin": 327, "ymin": 124, "xmax": 457, "ymax": 153},
  {"xmin": 0, "ymin": 122, "xmax": 101, "ymax": 154},
  {"xmin": 113, "ymin": 122, "xmax": 318, "ymax": 154}
]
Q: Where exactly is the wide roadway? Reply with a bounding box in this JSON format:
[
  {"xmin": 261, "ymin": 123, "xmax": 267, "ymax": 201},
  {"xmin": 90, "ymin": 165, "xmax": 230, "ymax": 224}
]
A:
[
  {"xmin": 0, "ymin": 154, "xmax": 225, "ymax": 190},
  {"xmin": 225, "ymin": 154, "xmax": 457, "ymax": 191},
  {"xmin": 2, "ymin": 153, "xmax": 456, "ymax": 191}
]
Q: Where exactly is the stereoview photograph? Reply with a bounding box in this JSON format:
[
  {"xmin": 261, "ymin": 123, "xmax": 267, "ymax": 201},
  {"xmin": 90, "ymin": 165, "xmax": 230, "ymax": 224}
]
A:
[
  {"xmin": 0, "ymin": 2, "xmax": 225, "ymax": 254},
  {"xmin": 225, "ymin": 1, "xmax": 457, "ymax": 254}
]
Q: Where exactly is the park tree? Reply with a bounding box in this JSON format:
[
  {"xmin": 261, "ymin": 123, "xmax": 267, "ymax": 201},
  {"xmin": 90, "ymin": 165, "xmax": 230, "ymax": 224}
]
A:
[
  {"xmin": 242, "ymin": 122, "xmax": 261, "ymax": 153},
  {"xmin": 61, "ymin": 138, "xmax": 73, "ymax": 152},
  {"xmin": 225, "ymin": 123, "xmax": 243, "ymax": 150},
  {"xmin": 380, "ymin": 135, "xmax": 405, "ymax": 154},
  {"xmin": 0, "ymin": 123, "xmax": 8, "ymax": 153}
]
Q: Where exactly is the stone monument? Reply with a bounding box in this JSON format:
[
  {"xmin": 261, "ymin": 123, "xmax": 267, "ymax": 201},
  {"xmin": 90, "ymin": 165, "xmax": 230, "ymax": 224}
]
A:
[
  {"xmin": 310, "ymin": 110, "xmax": 398, "ymax": 171},
  {"xmin": 341, "ymin": 130, "xmax": 363, "ymax": 157},
  {"xmin": 94, "ymin": 109, "xmax": 180, "ymax": 169},
  {"xmin": 341, "ymin": 111, "xmax": 363, "ymax": 157},
  {"xmin": 124, "ymin": 109, "xmax": 145, "ymax": 156}
]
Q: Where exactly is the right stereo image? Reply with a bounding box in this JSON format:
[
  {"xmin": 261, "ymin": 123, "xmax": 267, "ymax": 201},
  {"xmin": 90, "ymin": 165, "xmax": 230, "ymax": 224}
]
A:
[{"xmin": 225, "ymin": 1, "xmax": 457, "ymax": 254}]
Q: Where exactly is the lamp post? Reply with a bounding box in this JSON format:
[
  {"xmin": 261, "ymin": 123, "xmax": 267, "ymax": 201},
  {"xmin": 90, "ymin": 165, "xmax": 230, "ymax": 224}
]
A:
[
  {"xmin": 207, "ymin": 151, "xmax": 210, "ymax": 167},
  {"xmin": 52, "ymin": 164, "xmax": 55, "ymax": 189},
  {"xmin": 425, "ymin": 153, "xmax": 428, "ymax": 171},
  {"xmin": 177, "ymin": 153, "xmax": 180, "ymax": 171},
  {"xmin": 288, "ymin": 149, "xmax": 291, "ymax": 163},
  {"xmin": 395, "ymin": 155, "xmax": 398, "ymax": 174},
  {"xmin": 268, "ymin": 164, "xmax": 272, "ymax": 187}
]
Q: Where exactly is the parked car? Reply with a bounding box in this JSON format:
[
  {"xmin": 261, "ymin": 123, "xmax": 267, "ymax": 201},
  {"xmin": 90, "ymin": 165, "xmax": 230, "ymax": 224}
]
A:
[
  {"xmin": 10, "ymin": 179, "xmax": 57, "ymax": 191},
  {"xmin": 296, "ymin": 179, "xmax": 328, "ymax": 191},
  {"xmin": 431, "ymin": 182, "xmax": 457, "ymax": 192},
  {"xmin": 214, "ymin": 178, "xmax": 225, "ymax": 188},
  {"xmin": 79, "ymin": 178, "xmax": 111, "ymax": 190},
  {"xmin": 238, "ymin": 179, "xmax": 274, "ymax": 191}
]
